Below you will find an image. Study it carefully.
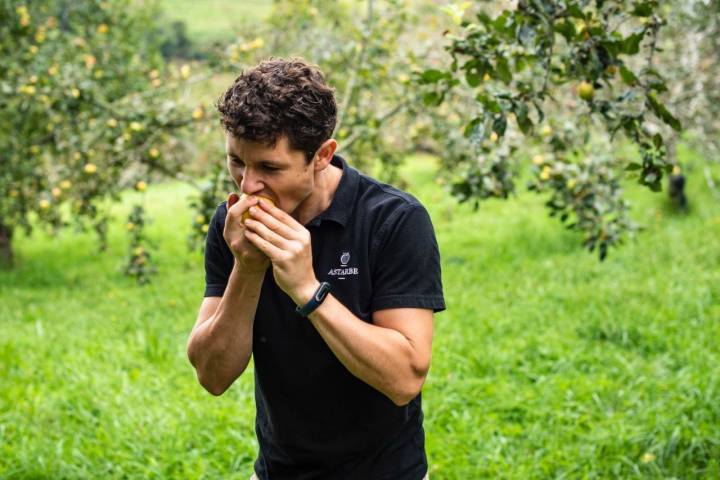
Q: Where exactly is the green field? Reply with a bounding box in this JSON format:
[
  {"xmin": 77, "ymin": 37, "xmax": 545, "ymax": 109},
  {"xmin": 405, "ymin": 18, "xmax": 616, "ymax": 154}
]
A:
[
  {"xmin": 159, "ymin": 0, "xmax": 272, "ymax": 44},
  {"xmin": 1, "ymin": 152, "xmax": 719, "ymax": 478}
]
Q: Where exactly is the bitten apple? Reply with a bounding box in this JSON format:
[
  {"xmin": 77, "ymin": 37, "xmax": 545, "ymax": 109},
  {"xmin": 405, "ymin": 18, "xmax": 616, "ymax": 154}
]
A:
[{"xmin": 239, "ymin": 194, "xmax": 275, "ymax": 223}]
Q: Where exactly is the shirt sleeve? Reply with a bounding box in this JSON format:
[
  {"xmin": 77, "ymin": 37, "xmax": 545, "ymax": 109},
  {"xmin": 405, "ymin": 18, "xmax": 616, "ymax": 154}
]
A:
[
  {"xmin": 369, "ymin": 203, "xmax": 445, "ymax": 313},
  {"xmin": 204, "ymin": 202, "xmax": 234, "ymax": 297}
]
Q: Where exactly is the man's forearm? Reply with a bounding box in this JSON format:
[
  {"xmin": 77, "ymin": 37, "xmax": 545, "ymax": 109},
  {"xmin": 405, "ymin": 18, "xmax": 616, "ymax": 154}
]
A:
[
  {"xmin": 188, "ymin": 263, "xmax": 265, "ymax": 395},
  {"xmin": 306, "ymin": 295, "xmax": 430, "ymax": 406}
]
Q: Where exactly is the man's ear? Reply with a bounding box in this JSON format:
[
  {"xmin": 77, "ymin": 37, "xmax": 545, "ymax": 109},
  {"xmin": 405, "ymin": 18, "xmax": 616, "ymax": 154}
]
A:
[{"xmin": 313, "ymin": 139, "xmax": 337, "ymax": 171}]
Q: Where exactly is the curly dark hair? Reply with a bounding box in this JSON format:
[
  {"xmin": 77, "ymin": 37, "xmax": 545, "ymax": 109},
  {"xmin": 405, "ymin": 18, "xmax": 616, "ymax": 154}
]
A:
[{"xmin": 217, "ymin": 57, "xmax": 337, "ymax": 162}]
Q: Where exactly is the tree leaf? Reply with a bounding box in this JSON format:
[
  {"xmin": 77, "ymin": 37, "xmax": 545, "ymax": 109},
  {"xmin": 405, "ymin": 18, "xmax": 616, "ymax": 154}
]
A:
[
  {"xmin": 495, "ymin": 56, "xmax": 512, "ymax": 84},
  {"xmin": 619, "ymin": 65, "xmax": 638, "ymax": 86},
  {"xmin": 419, "ymin": 69, "xmax": 449, "ymax": 84},
  {"xmin": 622, "ymin": 32, "xmax": 644, "ymax": 55},
  {"xmin": 554, "ymin": 20, "xmax": 576, "ymax": 41},
  {"xmin": 566, "ymin": 5, "xmax": 585, "ymax": 19},
  {"xmin": 514, "ymin": 102, "xmax": 532, "ymax": 135},
  {"xmin": 476, "ymin": 93, "xmax": 502, "ymax": 113},
  {"xmin": 422, "ymin": 91, "xmax": 442, "ymax": 106},
  {"xmin": 646, "ymin": 93, "xmax": 682, "ymax": 131},
  {"xmin": 463, "ymin": 117, "xmax": 483, "ymax": 138},
  {"xmin": 476, "ymin": 11, "xmax": 493, "ymax": 26},
  {"xmin": 653, "ymin": 133, "xmax": 663, "ymax": 149},
  {"xmin": 466, "ymin": 71, "xmax": 481, "ymax": 87},
  {"xmin": 492, "ymin": 11, "xmax": 513, "ymax": 36},
  {"xmin": 647, "ymin": 179, "xmax": 662, "ymax": 192},
  {"xmin": 632, "ymin": 1, "xmax": 656, "ymax": 17},
  {"xmin": 492, "ymin": 114, "xmax": 507, "ymax": 136}
]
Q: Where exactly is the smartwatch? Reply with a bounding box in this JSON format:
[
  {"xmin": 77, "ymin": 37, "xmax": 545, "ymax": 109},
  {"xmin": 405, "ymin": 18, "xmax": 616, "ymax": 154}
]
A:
[{"xmin": 295, "ymin": 282, "xmax": 332, "ymax": 317}]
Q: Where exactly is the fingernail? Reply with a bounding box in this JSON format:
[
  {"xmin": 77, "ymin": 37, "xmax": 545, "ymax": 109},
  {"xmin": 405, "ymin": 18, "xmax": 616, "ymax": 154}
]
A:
[{"xmin": 249, "ymin": 207, "xmax": 256, "ymax": 215}]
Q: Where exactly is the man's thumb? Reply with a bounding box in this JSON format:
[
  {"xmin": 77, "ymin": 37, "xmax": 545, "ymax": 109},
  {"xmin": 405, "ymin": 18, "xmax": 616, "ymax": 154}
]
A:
[{"xmin": 227, "ymin": 192, "xmax": 240, "ymax": 209}]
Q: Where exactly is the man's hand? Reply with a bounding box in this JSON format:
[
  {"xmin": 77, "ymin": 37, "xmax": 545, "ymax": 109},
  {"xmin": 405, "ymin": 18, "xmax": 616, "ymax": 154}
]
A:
[
  {"xmin": 223, "ymin": 193, "xmax": 270, "ymax": 274},
  {"xmin": 242, "ymin": 198, "xmax": 318, "ymax": 305}
]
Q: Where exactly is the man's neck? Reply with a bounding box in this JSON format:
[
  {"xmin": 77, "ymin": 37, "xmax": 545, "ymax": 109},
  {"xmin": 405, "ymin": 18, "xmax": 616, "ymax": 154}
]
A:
[{"xmin": 294, "ymin": 163, "xmax": 343, "ymax": 226}]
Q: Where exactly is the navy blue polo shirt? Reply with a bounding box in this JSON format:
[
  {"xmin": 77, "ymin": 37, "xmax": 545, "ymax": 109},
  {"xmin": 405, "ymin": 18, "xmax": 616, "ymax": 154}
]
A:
[{"xmin": 204, "ymin": 155, "xmax": 445, "ymax": 480}]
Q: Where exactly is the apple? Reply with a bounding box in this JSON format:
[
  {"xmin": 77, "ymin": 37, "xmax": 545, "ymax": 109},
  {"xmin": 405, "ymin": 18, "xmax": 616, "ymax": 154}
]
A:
[
  {"xmin": 578, "ymin": 81, "xmax": 594, "ymax": 101},
  {"xmin": 239, "ymin": 194, "xmax": 275, "ymax": 223}
]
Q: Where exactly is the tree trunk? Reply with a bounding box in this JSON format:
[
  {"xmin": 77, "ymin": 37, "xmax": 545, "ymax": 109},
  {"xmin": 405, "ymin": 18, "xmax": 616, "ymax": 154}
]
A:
[{"xmin": 0, "ymin": 221, "xmax": 13, "ymax": 268}]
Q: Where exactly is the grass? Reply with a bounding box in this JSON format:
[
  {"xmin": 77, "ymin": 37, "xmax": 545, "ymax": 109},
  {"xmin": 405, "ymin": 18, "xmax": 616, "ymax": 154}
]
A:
[
  {"xmin": 1, "ymin": 152, "xmax": 719, "ymax": 479},
  {"xmin": 159, "ymin": 0, "xmax": 273, "ymax": 45}
]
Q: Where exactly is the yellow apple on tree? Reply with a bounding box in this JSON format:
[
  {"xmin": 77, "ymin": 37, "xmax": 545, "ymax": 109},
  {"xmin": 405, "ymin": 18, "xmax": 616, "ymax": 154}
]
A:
[{"xmin": 578, "ymin": 81, "xmax": 595, "ymax": 101}]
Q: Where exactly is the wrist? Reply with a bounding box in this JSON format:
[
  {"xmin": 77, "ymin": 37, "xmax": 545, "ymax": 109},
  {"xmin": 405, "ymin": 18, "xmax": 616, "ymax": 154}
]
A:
[
  {"xmin": 292, "ymin": 279, "xmax": 321, "ymax": 307},
  {"xmin": 233, "ymin": 257, "xmax": 268, "ymax": 277},
  {"xmin": 294, "ymin": 281, "xmax": 332, "ymax": 317}
]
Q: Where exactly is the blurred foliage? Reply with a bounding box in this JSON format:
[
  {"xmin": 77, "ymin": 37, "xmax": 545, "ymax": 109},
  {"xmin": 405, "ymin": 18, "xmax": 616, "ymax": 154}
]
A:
[
  {"xmin": 0, "ymin": 0, "xmax": 205, "ymax": 276},
  {"xmin": 3, "ymin": 0, "xmax": 717, "ymax": 274},
  {"xmin": 419, "ymin": 0, "xmax": 686, "ymax": 260},
  {"xmin": 661, "ymin": 0, "xmax": 720, "ymax": 195},
  {"xmin": 159, "ymin": 20, "xmax": 195, "ymax": 60},
  {"xmin": 123, "ymin": 202, "xmax": 155, "ymax": 284},
  {"xmin": 186, "ymin": 162, "xmax": 234, "ymax": 252},
  {"xmin": 225, "ymin": 0, "xmax": 441, "ymax": 177}
]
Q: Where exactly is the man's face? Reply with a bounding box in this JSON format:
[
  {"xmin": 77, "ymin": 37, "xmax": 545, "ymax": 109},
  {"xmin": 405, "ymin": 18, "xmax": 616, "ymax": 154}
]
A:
[{"xmin": 225, "ymin": 134, "xmax": 315, "ymax": 217}]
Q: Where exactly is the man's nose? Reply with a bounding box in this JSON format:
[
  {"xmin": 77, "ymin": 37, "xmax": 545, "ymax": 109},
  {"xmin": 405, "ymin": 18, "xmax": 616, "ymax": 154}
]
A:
[{"xmin": 240, "ymin": 169, "xmax": 264, "ymax": 195}]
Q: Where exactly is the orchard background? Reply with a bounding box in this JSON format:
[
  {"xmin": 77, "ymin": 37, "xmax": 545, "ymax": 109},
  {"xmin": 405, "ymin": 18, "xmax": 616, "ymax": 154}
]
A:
[{"xmin": 1, "ymin": 1, "xmax": 719, "ymax": 478}]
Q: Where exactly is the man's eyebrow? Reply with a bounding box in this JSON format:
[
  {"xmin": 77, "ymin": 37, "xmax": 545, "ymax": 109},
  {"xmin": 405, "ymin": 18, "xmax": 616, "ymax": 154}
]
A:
[{"xmin": 227, "ymin": 153, "xmax": 285, "ymax": 166}]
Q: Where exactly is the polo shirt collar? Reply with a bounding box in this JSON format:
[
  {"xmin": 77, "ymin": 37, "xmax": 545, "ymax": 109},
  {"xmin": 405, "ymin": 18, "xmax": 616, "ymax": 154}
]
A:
[{"xmin": 307, "ymin": 154, "xmax": 358, "ymax": 228}]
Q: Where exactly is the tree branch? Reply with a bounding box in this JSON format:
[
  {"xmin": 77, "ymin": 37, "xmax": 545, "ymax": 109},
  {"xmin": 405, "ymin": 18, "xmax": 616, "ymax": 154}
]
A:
[
  {"xmin": 341, "ymin": 100, "xmax": 410, "ymax": 151},
  {"xmin": 335, "ymin": 0, "xmax": 374, "ymax": 135}
]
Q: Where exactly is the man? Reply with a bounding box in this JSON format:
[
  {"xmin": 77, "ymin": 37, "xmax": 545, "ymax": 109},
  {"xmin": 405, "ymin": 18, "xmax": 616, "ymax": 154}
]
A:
[{"xmin": 186, "ymin": 57, "xmax": 444, "ymax": 480}]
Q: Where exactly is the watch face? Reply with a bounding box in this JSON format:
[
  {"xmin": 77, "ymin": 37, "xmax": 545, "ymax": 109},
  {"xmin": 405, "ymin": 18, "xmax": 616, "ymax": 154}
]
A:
[
  {"xmin": 296, "ymin": 282, "xmax": 332, "ymax": 317},
  {"xmin": 316, "ymin": 282, "xmax": 331, "ymax": 301}
]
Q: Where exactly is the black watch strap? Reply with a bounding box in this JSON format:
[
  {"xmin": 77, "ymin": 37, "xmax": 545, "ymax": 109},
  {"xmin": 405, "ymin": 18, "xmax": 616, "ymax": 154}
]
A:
[{"xmin": 295, "ymin": 282, "xmax": 332, "ymax": 317}]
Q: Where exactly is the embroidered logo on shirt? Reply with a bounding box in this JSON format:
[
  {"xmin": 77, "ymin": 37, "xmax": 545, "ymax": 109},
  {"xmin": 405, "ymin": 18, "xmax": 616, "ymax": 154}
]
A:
[
  {"xmin": 328, "ymin": 251, "xmax": 358, "ymax": 279},
  {"xmin": 340, "ymin": 251, "xmax": 350, "ymax": 266}
]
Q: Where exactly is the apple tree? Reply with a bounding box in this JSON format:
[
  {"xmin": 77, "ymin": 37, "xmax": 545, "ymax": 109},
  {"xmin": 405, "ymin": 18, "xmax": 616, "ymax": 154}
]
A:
[
  {"xmin": 0, "ymin": 0, "xmax": 203, "ymax": 280},
  {"xmin": 419, "ymin": 0, "xmax": 682, "ymax": 259}
]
